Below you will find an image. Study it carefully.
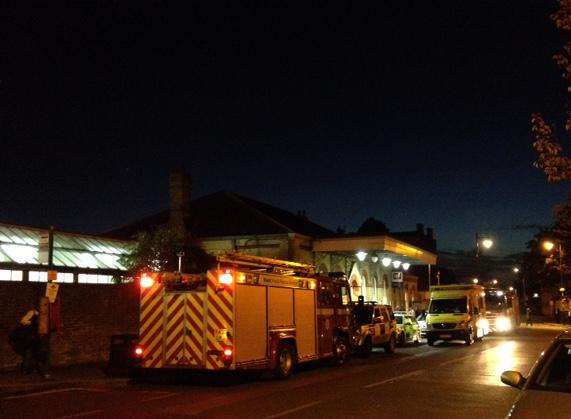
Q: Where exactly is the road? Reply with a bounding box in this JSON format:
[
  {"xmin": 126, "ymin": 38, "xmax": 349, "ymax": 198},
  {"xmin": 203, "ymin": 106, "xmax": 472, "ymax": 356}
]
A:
[{"xmin": 0, "ymin": 326, "xmax": 562, "ymax": 419}]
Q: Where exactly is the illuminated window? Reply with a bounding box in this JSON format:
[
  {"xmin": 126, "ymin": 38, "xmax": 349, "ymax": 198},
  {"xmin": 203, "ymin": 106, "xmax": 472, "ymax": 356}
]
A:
[
  {"xmin": 0, "ymin": 270, "xmax": 23, "ymax": 281},
  {"xmin": 78, "ymin": 274, "xmax": 114, "ymax": 284},
  {"xmin": 29, "ymin": 271, "xmax": 48, "ymax": 282},
  {"xmin": 57, "ymin": 272, "xmax": 74, "ymax": 283}
]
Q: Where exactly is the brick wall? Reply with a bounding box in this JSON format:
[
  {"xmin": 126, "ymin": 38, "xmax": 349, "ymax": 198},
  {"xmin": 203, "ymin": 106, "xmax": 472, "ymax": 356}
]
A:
[{"xmin": 0, "ymin": 282, "xmax": 139, "ymax": 370}]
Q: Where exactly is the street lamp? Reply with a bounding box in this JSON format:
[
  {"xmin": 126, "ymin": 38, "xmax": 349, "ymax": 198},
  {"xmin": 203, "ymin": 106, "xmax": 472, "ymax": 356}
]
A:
[
  {"xmin": 475, "ymin": 233, "xmax": 494, "ymax": 257},
  {"xmin": 512, "ymin": 267, "xmax": 519, "ymax": 273},
  {"xmin": 542, "ymin": 240, "xmax": 555, "ymax": 252},
  {"xmin": 472, "ymin": 278, "xmax": 479, "ymax": 284},
  {"xmin": 541, "ymin": 239, "xmax": 564, "ymax": 290},
  {"xmin": 492, "ymin": 279, "xmax": 498, "ymax": 285}
]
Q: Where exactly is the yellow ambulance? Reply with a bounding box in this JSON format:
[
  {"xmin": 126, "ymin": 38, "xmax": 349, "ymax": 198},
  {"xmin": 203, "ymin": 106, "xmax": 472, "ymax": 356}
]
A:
[{"xmin": 425, "ymin": 284, "xmax": 489, "ymax": 346}]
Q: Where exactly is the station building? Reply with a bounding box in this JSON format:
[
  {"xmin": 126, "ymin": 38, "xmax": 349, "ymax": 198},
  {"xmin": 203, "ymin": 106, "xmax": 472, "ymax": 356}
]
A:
[{"xmin": 107, "ymin": 172, "xmax": 437, "ymax": 311}]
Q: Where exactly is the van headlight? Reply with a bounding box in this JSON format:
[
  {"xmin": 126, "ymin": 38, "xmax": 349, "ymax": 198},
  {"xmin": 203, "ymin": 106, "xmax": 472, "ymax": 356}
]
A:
[{"xmin": 496, "ymin": 316, "xmax": 512, "ymax": 332}]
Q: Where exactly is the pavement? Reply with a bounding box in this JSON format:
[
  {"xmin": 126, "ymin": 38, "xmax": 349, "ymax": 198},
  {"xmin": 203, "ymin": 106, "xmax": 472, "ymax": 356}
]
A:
[{"xmin": 0, "ymin": 324, "xmax": 567, "ymax": 419}]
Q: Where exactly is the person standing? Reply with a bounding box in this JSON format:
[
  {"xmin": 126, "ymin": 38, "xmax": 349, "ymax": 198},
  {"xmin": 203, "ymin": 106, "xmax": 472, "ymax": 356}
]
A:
[
  {"xmin": 525, "ymin": 305, "xmax": 533, "ymax": 326},
  {"xmin": 8, "ymin": 309, "xmax": 40, "ymax": 375}
]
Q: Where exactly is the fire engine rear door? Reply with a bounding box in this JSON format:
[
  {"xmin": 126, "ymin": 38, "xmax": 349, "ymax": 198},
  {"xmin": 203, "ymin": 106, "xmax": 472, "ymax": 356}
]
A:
[{"xmin": 163, "ymin": 292, "xmax": 205, "ymax": 367}]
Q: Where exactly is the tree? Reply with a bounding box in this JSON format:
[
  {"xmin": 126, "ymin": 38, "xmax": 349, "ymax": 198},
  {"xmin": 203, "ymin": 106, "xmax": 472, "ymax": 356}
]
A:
[
  {"xmin": 120, "ymin": 225, "xmax": 215, "ymax": 275},
  {"xmin": 532, "ymin": 1, "xmax": 571, "ymax": 182},
  {"xmin": 357, "ymin": 217, "xmax": 389, "ymax": 235}
]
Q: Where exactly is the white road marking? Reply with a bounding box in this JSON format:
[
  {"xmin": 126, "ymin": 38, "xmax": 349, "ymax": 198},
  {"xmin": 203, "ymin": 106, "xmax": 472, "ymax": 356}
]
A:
[
  {"xmin": 54, "ymin": 391, "xmax": 177, "ymax": 418},
  {"xmin": 58, "ymin": 409, "xmax": 104, "ymax": 418},
  {"xmin": 2, "ymin": 387, "xmax": 107, "ymax": 400},
  {"xmin": 265, "ymin": 401, "xmax": 322, "ymax": 419},
  {"xmin": 362, "ymin": 369, "xmax": 425, "ymax": 389},
  {"xmin": 140, "ymin": 392, "xmax": 177, "ymax": 402}
]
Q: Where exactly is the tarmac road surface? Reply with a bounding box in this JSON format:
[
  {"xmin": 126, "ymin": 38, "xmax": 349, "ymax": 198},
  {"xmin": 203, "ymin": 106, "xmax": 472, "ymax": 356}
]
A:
[{"xmin": 0, "ymin": 326, "xmax": 563, "ymax": 419}]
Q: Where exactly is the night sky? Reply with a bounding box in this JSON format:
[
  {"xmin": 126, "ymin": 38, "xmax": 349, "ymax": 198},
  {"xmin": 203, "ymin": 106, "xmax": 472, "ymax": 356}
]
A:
[{"xmin": 2, "ymin": 1, "xmax": 568, "ymax": 256}]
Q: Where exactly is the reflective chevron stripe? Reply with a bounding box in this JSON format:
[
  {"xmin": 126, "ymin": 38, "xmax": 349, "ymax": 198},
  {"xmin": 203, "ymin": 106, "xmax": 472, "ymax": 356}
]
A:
[
  {"xmin": 139, "ymin": 280, "xmax": 164, "ymax": 368},
  {"xmin": 205, "ymin": 271, "xmax": 234, "ymax": 370},
  {"xmin": 185, "ymin": 293, "xmax": 205, "ymax": 365},
  {"xmin": 164, "ymin": 294, "xmax": 185, "ymax": 364}
]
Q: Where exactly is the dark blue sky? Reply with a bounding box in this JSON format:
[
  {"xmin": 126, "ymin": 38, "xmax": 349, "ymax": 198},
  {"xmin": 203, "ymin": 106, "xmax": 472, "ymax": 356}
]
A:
[{"xmin": 1, "ymin": 1, "xmax": 568, "ymax": 255}]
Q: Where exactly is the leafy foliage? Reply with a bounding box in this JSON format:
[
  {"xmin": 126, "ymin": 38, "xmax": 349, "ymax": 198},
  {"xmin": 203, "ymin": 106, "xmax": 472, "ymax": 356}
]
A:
[
  {"xmin": 532, "ymin": 2, "xmax": 571, "ymax": 182},
  {"xmin": 119, "ymin": 226, "xmax": 215, "ymax": 274}
]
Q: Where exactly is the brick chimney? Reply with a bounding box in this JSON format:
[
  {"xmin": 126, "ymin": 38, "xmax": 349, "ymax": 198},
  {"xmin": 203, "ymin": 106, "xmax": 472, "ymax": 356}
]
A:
[{"xmin": 169, "ymin": 168, "xmax": 191, "ymax": 246}]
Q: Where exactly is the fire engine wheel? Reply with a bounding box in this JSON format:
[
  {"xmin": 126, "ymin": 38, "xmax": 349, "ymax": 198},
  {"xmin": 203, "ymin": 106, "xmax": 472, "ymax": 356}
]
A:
[
  {"xmin": 384, "ymin": 334, "xmax": 396, "ymax": 354},
  {"xmin": 397, "ymin": 332, "xmax": 406, "ymax": 346},
  {"xmin": 274, "ymin": 344, "xmax": 295, "ymax": 379},
  {"xmin": 333, "ymin": 336, "xmax": 350, "ymax": 365}
]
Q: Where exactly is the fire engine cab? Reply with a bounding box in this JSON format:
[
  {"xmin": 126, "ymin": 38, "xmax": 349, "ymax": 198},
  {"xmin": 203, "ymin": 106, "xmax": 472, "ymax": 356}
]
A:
[{"xmin": 133, "ymin": 253, "xmax": 353, "ymax": 378}]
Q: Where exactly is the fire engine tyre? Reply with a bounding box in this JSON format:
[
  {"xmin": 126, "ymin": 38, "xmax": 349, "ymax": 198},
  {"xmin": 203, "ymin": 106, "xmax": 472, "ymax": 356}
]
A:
[
  {"xmin": 427, "ymin": 337, "xmax": 436, "ymax": 346},
  {"xmin": 274, "ymin": 343, "xmax": 295, "ymax": 379},
  {"xmin": 333, "ymin": 335, "xmax": 350, "ymax": 365},
  {"xmin": 384, "ymin": 334, "xmax": 396, "ymax": 354}
]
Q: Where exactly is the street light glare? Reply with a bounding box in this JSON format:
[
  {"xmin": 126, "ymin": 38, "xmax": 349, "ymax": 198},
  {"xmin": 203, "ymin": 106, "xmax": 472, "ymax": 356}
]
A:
[
  {"xmin": 542, "ymin": 240, "xmax": 555, "ymax": 251},
  {"xmin": 481, "ymin": 238, "xmax": 493, "ymax": 249},
  {"xmin": 472, "ymin": 278, "xmax": 479, "ymax": 284},
  {"xmin": 512, "ymin": 267, "xmax": 519, "ymax": 273}
]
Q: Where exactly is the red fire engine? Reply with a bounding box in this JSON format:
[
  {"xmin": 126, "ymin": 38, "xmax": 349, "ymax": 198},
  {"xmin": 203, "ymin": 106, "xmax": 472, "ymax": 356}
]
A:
[{"xmin": 133, "ymin": 253, "xmax": 354, "ymax": 378}]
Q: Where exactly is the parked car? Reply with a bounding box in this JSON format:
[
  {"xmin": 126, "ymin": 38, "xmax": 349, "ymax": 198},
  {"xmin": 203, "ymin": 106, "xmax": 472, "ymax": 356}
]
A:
[
  {"xmin": 352, "ymin": 302, "xmax": 397, "ymax": 356},
  {"xmin": 501, "ymin": 331, "xmax": 571, "ymax": 418},
  {"xmin": 394, "ymin": 312, "xmax": 421, "ymax": 345},
  {"xmin": 417, "ymin": 312, "xmax": 427, "ymax": 338}
]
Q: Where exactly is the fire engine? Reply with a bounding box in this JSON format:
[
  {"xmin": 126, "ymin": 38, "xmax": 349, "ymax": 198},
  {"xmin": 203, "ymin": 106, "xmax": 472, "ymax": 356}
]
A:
[{"xmin": 132, "ymin": 253, "xmax": 354, "ymax": 378}]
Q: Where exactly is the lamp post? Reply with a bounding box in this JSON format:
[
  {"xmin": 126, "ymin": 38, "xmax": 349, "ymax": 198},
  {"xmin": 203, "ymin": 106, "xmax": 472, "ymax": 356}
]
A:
[{"xmin": 542, "ymin": 239, "xmax": 564, "ymax": 291}]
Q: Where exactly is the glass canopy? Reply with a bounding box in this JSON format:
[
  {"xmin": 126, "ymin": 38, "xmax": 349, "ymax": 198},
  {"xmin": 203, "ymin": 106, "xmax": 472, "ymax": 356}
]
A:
[{"xmin": 0, "ymin": 224, "xmax": 132, "ymax": 270}]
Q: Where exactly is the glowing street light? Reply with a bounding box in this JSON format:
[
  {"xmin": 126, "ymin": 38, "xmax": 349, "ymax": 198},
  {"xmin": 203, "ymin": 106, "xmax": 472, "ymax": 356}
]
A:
[
  {"xmin": 381, "ymin": 257, "xmax": 392, "ymax": 267},
  {"xmin": 371, "ymin": 255, "xmax": 379, "ymax": 263},
  {"xmin": 509, "ymin": 286, "xmax": 514, "ymax": 291},
  {"xmin": 356, "ymin": 251, "xmax": 367, "ymax": 262},
  {"xmin": 472, "ymin": 278, "xmax": 479, "ymax": 284},
  {"xmin": 392, "ymin": 260, "xmax": 401, "ymax": 269},
  {"xmin": 482, "ymin": 238, "xmax": 494, "ymax": 249},
  {"xmin": 560, "ymin": 287, "xmax": 566, "ymax": 294},
  {"xmin": 533, "ymin": 293, "xmax": 539, "ymax": 298},
  {"xmin": 402, "ymin": 262, "xmax": 410, "ymax": 271},
  {"xmin": 492, "ymin": 279, "xmax": 498, "ymax": 285},
  {"xmin": 475, "ymin": 233, "xmax": 494, "ymax": 258},
  {"xmin": 512, "ymin": 267, "xmax": 519, "ymax": 273},
  {"xmin": 542, "ymin": 240, "xmax": 555, "ymax": 252}
]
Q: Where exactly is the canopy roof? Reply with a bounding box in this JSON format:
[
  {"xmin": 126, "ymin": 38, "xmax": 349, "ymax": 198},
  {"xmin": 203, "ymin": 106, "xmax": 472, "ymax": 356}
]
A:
[
  {"xmin": 313, "ymin": 235, "xmax": 437, "ymax": 265},
  {"xmin": 0, "ymin": 223, "xmax": 132, "ymax": 271}
]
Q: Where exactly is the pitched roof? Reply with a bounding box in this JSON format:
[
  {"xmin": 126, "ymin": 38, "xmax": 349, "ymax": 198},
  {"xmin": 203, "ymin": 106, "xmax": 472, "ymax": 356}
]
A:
[{"xmin": 105, "ymin": 191, "xmax": 334, "ymax": 239}]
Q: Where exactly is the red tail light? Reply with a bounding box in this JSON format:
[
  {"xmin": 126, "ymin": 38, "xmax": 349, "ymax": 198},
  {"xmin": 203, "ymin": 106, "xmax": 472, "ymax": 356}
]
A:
[
  {"xmin": 134, "ymin": 346, "xmax": 144, "ymax": 357},
  {"xmin": 222, "ymin": 346, "xmax": 233, "ymax": 365}
]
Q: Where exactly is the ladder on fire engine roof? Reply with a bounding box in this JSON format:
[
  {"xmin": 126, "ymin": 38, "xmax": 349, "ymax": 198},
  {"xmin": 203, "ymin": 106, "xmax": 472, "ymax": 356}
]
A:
[{"xmin": 216, "ymin": 252, "xmax": 316, "ymax": 275}]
